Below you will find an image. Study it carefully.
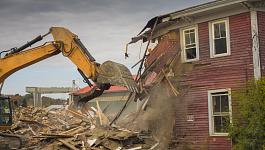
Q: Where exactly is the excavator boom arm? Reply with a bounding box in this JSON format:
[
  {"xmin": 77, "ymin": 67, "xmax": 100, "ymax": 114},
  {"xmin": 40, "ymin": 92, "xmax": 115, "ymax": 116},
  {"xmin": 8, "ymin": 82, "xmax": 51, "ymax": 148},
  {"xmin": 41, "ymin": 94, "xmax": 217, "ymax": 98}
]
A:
[
  {"xmin": 0, "ymin": 27, "xmax": 138, "ymax": 104},
  {"xmin": 0, "ymin": 27, "xmax": 139, "ymax": 149},
  {"xmin": 0, "ymin": 42, "xmax": 61, "ymax": 85},
  {"xmin": 0, "ymin": 27, "xmax": 101, "ymax": 87},
  {"xmin": 50, "ymin": 27, "xmax": 100, "ymax": 82}
]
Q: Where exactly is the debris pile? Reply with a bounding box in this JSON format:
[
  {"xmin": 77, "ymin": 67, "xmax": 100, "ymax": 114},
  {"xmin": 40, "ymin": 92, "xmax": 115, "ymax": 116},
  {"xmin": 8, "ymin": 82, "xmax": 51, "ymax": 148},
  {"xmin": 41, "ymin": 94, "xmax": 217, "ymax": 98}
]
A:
[{"xmin": 6, "ymin": 106, "xmax": 156, "ymax": 150}]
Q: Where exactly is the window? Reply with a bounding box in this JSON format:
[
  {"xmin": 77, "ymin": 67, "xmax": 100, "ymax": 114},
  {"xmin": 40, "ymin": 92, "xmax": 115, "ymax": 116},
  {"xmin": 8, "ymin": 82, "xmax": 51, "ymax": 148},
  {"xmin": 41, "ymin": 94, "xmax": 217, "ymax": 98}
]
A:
[
  {"xmin": 208, "ymin": 89, "xmax": 231, "ymax": 136},
  {"xmin": 209, "ymin": 19, "xmax": 230, "ymax": 58},
  {"xmin": 0, "ymin": 98, "xmax": 12, "ymax": 126},
  {"xmin": 181, "ymin": 26, "xmax": 199, "ymax": 62}
]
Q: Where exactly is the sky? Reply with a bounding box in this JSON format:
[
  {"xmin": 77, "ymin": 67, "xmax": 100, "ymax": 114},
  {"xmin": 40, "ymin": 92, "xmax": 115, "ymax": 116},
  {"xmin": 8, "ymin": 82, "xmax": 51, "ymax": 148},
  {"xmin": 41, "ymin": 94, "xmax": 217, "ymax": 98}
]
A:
[{"xmin": 0, "ymin": 0, "xmax": 212, "ymax": 99}]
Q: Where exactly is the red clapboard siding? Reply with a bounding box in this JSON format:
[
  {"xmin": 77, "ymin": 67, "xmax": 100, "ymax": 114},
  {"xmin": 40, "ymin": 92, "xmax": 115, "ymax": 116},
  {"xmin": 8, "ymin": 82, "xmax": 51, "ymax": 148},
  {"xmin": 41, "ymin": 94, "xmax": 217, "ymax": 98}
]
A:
[
  {"xmin": 174, "ymin": 12, "xmax": 253, "ymax": 149},
  {"xmin": 145, "ymin": 38, "xmax": 180, "ymax": 74},
  {"xmin": 257, "ymin": 11, "xmax": 265, "ymax": 76}
]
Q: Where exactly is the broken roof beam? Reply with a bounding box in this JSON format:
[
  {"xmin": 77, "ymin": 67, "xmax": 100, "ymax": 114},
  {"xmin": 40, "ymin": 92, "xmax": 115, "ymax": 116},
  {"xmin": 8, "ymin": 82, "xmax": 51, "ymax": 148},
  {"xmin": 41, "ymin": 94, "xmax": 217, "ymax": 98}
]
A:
[
  {"xmin": 129, "ymin": 20, "xmax": 177, "ymax": 44},
  {"xmin": 135, "ymin": 17, "xmax": 159, "ymax": 83}
]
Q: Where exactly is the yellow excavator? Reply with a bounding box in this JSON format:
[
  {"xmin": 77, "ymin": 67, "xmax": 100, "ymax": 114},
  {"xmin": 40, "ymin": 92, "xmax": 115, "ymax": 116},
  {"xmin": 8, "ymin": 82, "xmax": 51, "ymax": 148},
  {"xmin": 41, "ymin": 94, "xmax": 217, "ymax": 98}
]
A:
[{"xmin": 0, "ymin": 27, "xmax": 138, "ymax": 149}]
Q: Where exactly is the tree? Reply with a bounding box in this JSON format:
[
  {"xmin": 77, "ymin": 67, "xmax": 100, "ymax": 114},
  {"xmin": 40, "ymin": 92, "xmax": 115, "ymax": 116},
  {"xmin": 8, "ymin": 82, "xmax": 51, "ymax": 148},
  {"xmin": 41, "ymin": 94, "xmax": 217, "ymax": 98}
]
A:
[
  {"xmin": 14, "ymin": 94, "xmax": 20, "ymax": 97},
  {"xmin": 227, "ymin": 77, "xmax": 265, "ymax": 149},
  {"xmin": 24, "ymin": 93, "xmax": 33, "ymax": 100},
  {"xmin": 21, "ymin": 98, "xmax": 27, "ymax": 107}
]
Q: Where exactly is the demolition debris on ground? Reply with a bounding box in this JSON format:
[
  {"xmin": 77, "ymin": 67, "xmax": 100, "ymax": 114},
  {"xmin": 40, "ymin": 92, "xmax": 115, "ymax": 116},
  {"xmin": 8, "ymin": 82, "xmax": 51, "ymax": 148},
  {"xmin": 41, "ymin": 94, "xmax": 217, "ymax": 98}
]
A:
[{"xmin": 1, "ymin": 105, "xmax": 157, "ymax": 150}]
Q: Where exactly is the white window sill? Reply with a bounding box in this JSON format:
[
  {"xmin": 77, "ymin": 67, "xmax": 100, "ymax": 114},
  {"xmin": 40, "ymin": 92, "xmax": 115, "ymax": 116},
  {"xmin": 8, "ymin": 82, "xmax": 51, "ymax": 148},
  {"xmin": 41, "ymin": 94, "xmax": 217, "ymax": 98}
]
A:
[
  {"xmin": 210, "ymin": 133, "xmax": 229, "ymax": 136},
  {"xmin": 211, "ymin": 53, "xmax": 230, "ymax": 58},
  {"xmin": 183, "ymin": 58, "xmax": 199, "ymax": 63}
]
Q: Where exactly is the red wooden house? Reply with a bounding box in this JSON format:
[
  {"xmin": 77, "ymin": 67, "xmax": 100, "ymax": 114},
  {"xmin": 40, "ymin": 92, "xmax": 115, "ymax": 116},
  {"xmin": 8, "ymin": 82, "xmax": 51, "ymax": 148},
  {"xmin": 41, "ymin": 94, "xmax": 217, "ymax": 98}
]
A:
[{"xmin": 129, "ymin": 0, "xmax": 265, "ymax": 149}]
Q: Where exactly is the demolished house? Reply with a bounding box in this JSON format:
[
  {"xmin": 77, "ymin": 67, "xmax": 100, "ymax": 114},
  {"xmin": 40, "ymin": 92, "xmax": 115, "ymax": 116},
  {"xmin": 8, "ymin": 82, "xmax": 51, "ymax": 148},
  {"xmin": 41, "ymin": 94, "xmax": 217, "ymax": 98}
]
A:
[
  {"xmin": 4, "ymin": 0, "xmax": 265, "ymax": 149},
  {"xmin": 126, "ymin": 0, "xmax": 265, "ymax": 149}
]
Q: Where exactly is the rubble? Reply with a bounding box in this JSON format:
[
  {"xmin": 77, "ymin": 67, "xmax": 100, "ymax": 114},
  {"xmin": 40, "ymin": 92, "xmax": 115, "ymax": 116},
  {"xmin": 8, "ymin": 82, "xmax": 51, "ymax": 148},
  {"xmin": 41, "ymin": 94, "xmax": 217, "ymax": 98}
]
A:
[{"xmin": 2, "ymin": 105, "xmax": 155, "ymax": 150}]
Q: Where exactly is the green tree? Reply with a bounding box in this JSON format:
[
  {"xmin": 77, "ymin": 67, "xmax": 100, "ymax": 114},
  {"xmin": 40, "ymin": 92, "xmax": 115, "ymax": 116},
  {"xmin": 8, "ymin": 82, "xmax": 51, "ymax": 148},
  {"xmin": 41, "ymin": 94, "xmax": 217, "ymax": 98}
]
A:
[
  {"xmin": 21, "ymin": 98, "xmax": 27, "ymax": 107},
  {"xmin": 24, "ymin": 93, "xmax": 33, "ymax": 100},
  {"xmin": 14, "ymin": 94, "xmax": 20, "ymax": 97},
  {"xmin": 227, "ymin": 77, "xmax": 265, "ymax": 149}
]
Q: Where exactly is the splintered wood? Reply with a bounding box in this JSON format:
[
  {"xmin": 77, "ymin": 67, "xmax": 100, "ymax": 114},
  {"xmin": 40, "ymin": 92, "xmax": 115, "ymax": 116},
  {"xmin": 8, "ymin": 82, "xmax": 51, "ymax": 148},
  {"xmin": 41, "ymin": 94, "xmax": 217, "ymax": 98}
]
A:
[{"xmin": 5, "ymin": 106, "xmax": 152, "ymax": 150}]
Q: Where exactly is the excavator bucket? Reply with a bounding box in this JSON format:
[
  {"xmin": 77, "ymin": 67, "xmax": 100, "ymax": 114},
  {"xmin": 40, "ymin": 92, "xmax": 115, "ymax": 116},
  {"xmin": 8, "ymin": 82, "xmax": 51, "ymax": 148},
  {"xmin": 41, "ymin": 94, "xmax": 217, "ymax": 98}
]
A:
[
  {"xmin": 97, "ymin": 61, "xmax": 139, "ymax": 93},
  {"xmin": 74, "ymin": 61, "xmax": 138, "ymax": 107}
]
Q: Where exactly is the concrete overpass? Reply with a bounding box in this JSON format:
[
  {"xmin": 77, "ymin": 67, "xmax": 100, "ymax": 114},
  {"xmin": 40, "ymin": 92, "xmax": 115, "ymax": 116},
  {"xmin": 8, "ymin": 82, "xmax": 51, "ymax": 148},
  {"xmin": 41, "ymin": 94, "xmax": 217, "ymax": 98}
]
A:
[{"xmin": 26, "ymin": 87, "xmax": 78, "ymax": 108}]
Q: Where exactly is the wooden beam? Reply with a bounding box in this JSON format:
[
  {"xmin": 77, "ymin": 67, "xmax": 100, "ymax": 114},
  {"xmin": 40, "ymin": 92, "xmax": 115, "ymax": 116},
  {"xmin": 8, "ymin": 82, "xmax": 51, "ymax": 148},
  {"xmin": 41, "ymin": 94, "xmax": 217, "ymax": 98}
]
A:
[{"xmin": 57, "ymin": 139, "xmax": 79, "ymax": 150}]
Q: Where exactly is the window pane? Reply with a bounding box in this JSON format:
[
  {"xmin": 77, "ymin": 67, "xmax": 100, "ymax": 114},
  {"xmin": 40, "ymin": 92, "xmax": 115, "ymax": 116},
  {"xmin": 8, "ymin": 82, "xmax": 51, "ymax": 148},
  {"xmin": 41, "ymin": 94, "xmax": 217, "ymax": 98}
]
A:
[
  {"xmin": 221, "ymin": 95, "xmax": 229, "ymax": 113},
  {"xmin": 213, "ymin": 96, "xmax": 220, "ymax": 114},
  {"xmin": 184, "ymin": 30, "xmax": 189, "ymax": 34},
  {"xmin": 183, "ymin": 28, "xmax": 197, "ymax": 61},
  {"xmin": 190, "ymin": 32, "xmax": 195, "ymax": 44},
  {"xmin": 222, "ymin": 116, "xmax": 229, "ymax": 132},
  {"xmin": 185, "ymin": 33, "xmax": 190, "ymax": 45},
  {"xmin": 214, "ymin": 23, "xmax": 220, "ymax": 38},
  {"xmin": 214, "ymin": 116, "xmax": 229, "ymax": 133},
  {"xmin": 220, "ymin": 22, "xmax": 226, "ymax": 37},
  {"xmin": 215, "ymin": 38, "xmax": 227, "ymax": 54},
  {"xmin": 214, "ymin": 116, "xmax": 222, "ymax": 132},
  {"xmin": 186, "ymin": 48, "xmax": 196, "ymax": 60}
]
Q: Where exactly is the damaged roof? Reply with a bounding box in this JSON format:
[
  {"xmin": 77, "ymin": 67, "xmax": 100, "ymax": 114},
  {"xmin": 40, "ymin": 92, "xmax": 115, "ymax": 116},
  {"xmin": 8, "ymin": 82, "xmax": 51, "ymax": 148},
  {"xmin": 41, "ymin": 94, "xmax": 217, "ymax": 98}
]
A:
[
  {"xmin": 73, "ymin": 84, "xmax": 128, "ymax": 95},
  {"xmin": 129, "ymin": 0, "xmax": 265, "ymax": 44}
]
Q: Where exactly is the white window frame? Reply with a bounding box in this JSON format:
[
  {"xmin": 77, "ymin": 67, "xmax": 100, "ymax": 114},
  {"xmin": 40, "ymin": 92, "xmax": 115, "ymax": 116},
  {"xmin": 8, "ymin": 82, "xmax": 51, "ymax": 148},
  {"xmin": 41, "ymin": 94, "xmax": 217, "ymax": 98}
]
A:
[
  {"xmin": 209, "ymin": 18, "xmax": 230, "ymax": 58},
  {"xmin": 180, "ymin": 25, "xmax": 199, "ymax": 62},
  {"xmin": 208, "ymin": 89, "xmax": 232, "ymax": 136}
]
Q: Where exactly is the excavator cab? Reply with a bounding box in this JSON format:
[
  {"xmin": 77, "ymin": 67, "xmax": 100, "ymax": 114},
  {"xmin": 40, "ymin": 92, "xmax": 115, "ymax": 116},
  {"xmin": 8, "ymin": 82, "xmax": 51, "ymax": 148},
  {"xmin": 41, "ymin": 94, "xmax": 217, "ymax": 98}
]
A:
[
  {"xmin": 0, "ymin": 96, "xmax": 12, "ymax": 129},
  {"xmin": 0, "ymin": 96, "xmax": 26, "ymax": 149}
]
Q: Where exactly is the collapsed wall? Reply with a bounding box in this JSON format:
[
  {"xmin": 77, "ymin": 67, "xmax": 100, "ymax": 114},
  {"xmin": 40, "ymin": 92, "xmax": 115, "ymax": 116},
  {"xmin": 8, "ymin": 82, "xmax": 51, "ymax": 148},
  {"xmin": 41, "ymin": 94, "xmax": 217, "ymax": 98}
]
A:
[{"xmin": 115, "ymin": 30, "xmax": 198, "ymax": 149}]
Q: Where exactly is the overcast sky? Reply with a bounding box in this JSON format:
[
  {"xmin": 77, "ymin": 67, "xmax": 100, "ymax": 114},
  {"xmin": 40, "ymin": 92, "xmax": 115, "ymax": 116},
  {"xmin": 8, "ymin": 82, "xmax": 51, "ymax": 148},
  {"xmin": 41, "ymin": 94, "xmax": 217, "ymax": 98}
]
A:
[{"xmin": 0, "ymin": 0, "xmax": 212, "ymax": 99}]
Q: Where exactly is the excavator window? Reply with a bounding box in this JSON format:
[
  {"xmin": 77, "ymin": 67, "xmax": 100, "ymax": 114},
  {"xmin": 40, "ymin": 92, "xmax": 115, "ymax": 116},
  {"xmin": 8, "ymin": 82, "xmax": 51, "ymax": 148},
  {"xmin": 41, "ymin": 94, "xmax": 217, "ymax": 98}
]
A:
[{"xmin": 0, "ymin": 97, "xmax": 12, "ymax": 126}]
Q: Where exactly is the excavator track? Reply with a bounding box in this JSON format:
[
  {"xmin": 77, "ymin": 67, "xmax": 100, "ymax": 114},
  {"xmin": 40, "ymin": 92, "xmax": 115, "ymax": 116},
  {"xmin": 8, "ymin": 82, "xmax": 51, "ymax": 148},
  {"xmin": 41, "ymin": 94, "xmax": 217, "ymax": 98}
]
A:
[{"xmin": 0, "ymin": 132, "xmax": 28, "ymax": 149}]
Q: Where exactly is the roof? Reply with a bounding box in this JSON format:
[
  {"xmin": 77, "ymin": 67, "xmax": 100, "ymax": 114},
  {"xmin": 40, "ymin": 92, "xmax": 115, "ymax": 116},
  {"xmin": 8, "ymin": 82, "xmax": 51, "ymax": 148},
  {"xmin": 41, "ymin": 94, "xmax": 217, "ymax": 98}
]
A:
[
  {"xmin": 73, "ymin": 74, "xmax": 156, "ymax": 94},
  {"xmin": 168, "ymin": 0, "xmax": 263, "ymax": 20},
  {"xmin": 129, "ymin": 0, "xmax": 265, "ymax": 44},
  {"xmin": 73, "ymin": 84, "xmax": 129, "ymax": 94},
  {"xmin": 73, "ymin": 75, "xmax": 136, "ymax": 94}
]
